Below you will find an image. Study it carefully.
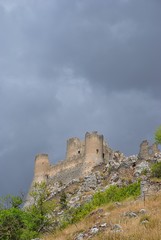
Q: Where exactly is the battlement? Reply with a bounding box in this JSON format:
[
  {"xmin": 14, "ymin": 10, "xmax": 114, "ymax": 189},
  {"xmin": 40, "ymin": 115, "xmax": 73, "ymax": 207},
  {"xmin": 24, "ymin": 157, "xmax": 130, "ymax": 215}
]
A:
[
  {"xmin": 24, "ymin": 131, "xmax": 161, "ymax": 209},
  {"xmin": 66, "ymin": 137, "xmax": 85, "ymax": 160},
  {"xmin": 35, "ymin": 153, "xmax": 49, "ymax": 161},
  {"xmin": 33, "ymin": 132, "xmax": 111, "ymax": 183},
  {"xmin": 138, "ymin": 140, "xmax": 160, "ymax": 160},
  {"xmin": 34, "ymin": 153, "xmax": 50, "ymax": 182},
  {"xmin": 33, "ymin": 132, "xmax": 160, "ymax": 186}
]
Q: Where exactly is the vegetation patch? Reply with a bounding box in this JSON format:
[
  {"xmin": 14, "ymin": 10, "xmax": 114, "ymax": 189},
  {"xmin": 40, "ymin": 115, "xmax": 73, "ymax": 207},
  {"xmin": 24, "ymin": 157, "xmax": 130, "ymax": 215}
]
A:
[
  {"xmin": 61, "ymin": 181, "xmax": 140, "ymax": 226},
  {"xmin": 151, "ymin": 162, "xmax": 161, "ymax": 178}
]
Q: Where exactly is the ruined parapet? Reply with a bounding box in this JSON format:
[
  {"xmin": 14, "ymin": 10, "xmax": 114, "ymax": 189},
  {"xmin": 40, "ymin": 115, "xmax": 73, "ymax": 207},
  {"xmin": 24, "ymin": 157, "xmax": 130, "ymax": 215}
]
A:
[
  {"xmin": 24, "ymin": 154, "xmax": 50, "ymax": 207},
  {"xmin": 83, "ymin": 132, "xmax": 104, "ymax": 173},
  {"xmin": 34, "ymin": 154, "xmax": 50, "ymax": 182},
  {"xmin": 139, "ymin": 140, "xmax": 160, "ymax": 160},
  {"xmin": 66, "ymin": 138, "xmax": 85, "ymax": 160},
  {"xmin": 138, "ymin": 140, "xmax": 149, "ymax": 160},
  {"xmin": 103, "ymin": 140, "xmax": 113, "ymax": 162}
]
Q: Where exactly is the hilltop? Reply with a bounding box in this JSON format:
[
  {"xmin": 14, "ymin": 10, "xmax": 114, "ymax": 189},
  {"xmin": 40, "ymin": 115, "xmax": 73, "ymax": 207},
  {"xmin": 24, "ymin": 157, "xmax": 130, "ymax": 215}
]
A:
[
  {"xmin": 23, "ymin": 131, "xmax": 161, "ymax": 239},
  {"xmin": 1, "ymin": 131, "xmax": 161, "ymax": 240}
]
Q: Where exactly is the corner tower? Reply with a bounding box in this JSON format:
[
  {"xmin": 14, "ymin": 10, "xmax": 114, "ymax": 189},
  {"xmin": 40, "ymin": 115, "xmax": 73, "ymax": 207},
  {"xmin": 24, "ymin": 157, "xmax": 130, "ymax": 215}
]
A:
[
  {"xmin": 83, "ymin": 131, "xmax": 104, "ymax": 173},
  {"xmin": 34, "ymin": 154, "xmax": 50, "ymax": 182}
]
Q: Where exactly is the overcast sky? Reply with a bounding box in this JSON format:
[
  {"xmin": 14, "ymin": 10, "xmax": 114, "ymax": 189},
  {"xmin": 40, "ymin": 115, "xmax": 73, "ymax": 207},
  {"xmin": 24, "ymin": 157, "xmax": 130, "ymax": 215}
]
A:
[{"xmin": 0, "ymin": 0, "xmax": 161, "ymax": 196}]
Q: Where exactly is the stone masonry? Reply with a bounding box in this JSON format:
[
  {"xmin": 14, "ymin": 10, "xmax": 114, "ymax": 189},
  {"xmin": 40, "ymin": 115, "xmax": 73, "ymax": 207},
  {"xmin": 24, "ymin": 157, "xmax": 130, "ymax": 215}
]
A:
[
  {"xmin": 31, "ymin": 133, "xmax": 160, "ymax": 186},
  {"xmin": 33, "ymin": 132, "xmax": 113, "ymax": 184},
  {"xmin": 24, "ymin": 132, "xmax": 161, "ymax": 209}
]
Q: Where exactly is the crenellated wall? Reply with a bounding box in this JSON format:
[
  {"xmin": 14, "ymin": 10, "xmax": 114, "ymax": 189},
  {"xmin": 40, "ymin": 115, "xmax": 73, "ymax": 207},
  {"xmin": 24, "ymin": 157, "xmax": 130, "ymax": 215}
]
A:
[
  {"xmin": 66, "ymin": 138, "xmax": 85, "ymax": 160},
  {"xmin": 138, "ymin": 140, "xmax": 160, "ymax": 160},
  {"xmin": 24, "ymin": 131, "xmax": 161, "ymax": 209},
  {"xmin": 83, "ymin": 132, "xmax": 104, "ymax": 173},
  {"xmin": 33, "ymin": 131, "xmax": 111, "ymax": 184},
  {"xmin": 34, "ymin": 154, "xmax": 50, "ymax": 182},
  {"xmin": 32, "ymin": 133, "xmax": 161, "ymax": 186}
]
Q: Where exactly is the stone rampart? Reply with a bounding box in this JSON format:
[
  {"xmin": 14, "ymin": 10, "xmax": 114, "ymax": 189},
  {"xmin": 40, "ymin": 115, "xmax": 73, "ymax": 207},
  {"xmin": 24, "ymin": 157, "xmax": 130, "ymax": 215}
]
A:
[
  {"xmin": 49, "ymin": 157, "xmax": 83, "ymax": 179},
  {"xmin": 49, "ymin": 161, "xmax": 84, "ymax": 184},
  {"xmin": 138, "ymin": 140, "xmax": 160, "ymax": 160},
  {"xmin": 66, "ymin": 138, "xmax": 85, "ymax": 160},
  {"xmin": 24, "ymin": 131, "xmax": 161, "ymax": 210},
  {"xmin": 33, "ymin": 131, "xmax": 110, "ymax": 183}
]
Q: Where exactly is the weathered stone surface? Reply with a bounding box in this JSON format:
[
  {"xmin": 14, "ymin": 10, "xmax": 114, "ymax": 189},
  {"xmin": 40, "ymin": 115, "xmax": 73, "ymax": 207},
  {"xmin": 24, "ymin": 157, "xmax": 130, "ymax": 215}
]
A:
[
  {"xmin": 81, "ymin": 173, "xmax": 97, "ymax": 192},
  {"xmin": 138, "ymin": 140, "xmax": 160, "ymax": 160},
  {"xmin": 139, "ymin": 209, "xmax": 147, "ymax": 214},
  {"xmin": 112, "ymin": 224, "xmax": 122, "ymax": 232},
  {"xmin": 100, "ymin": 223, "xmax": 107, "ymax": 228},
  {"xmin": 75, "ymin": 233, "xmax": 84, "ymax": 240},
  {"xmin": 141, "ymin": 220, "xmax": 149, "ymax": 225},
  {"xmin": 124, "ymin": 211, "xmax": 138, "ymax": 218},
  {"xmin": 134, "ymin": 161, "xmax": 150, "ymax": 177},
  {"xmin": 90, "ymin": 227, "xmax": 99, "ymax": 234},
  {"xmin": 110, "ymin": 172, "xmax": 119, "ymax": 183}
]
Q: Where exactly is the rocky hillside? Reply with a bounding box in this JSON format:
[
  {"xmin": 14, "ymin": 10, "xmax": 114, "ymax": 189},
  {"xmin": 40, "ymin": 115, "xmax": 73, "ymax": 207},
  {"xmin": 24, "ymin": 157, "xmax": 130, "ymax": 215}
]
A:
[
  {"xmin": 45, "ymin": 150, "xmax": 161, "ymax": 210},
  {"xmin": 28, "ymin": 150, "xmax": 161, "ymax": 240},
  {"xmin": 43, "ymin": 191, "xmax": 161, "ymax": 240}
]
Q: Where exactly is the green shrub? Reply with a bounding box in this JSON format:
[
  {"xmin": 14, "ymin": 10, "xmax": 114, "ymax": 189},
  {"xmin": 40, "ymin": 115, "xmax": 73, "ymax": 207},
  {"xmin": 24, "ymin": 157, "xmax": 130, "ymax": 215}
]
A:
[
  {"xmin": 60, "ymin": 191, "xmax": 67, "ymax": 209},
  {"xmin": 140, "ymin": 214, "xmax": 150, "ymax": 223},
  {"xmin": 155, "ymin": 125, "xmax": 161, "ymax": 144},
  {"xmin": 0, "ymin": 182, "xmax": 56, "ymax": 239},
  {"xmin": 151, "ymin": 162, "xmax": 161, "ymax": 178},
  {"xmin": 63, "ymin": 181, "xmax": 140, "ymax": 225},
  {"xmin": 0, "ymin": 207, "xmax": 38, "ymax": 240}
]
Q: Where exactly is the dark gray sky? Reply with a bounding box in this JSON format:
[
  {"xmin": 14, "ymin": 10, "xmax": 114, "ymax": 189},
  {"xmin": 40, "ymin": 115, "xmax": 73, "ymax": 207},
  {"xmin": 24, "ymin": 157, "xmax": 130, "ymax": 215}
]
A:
[{"xmin": 0, "ymin": 0, "xmax": 161, "ymax": 196}]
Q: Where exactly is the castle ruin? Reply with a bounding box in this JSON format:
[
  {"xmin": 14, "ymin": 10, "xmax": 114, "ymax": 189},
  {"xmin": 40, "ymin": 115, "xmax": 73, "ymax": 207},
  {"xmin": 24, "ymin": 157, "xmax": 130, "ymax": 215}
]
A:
[
  {"xmin": 33, "ymin": 131, "xmax": 113, "ymax": 184},
  {"xmin": 32, "ymin": 131, "xmax": 160, "ymax": 186}
]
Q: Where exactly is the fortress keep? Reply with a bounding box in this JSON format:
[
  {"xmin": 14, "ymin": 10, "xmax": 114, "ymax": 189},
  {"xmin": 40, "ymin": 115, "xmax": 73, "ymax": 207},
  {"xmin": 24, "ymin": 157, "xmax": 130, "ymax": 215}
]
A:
[
  {"xmin": 23, "ymin": 131, "xmax": 161, "ymax": 209},
  {"xmin": 32, "ymin": 131, "xmax": 160, "ymax": 185},
  {"xmin": 33, "ymin": 131, "xmax": 113, "ymax": 184}
]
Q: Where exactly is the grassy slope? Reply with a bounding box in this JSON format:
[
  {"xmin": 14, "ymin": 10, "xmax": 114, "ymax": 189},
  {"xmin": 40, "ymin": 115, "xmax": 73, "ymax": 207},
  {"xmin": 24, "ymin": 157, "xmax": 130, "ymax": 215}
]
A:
[{"xmin": 42, "ymin": 192, "xmax": 161, "ymax": 240}]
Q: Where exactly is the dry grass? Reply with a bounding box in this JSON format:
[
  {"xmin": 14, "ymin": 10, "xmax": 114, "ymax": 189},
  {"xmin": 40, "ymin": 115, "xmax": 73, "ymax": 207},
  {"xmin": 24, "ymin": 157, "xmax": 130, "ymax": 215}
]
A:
[{"xmin": 42, "ymin": 193, "xmax": 161, "ymax": 240}]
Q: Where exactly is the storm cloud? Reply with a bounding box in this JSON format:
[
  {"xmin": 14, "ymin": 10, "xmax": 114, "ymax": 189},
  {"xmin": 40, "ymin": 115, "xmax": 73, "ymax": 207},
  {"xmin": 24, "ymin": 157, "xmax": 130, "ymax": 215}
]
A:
[{"xmin": 0, "ymin": 0, "xmax": 161, "ymax": 196}]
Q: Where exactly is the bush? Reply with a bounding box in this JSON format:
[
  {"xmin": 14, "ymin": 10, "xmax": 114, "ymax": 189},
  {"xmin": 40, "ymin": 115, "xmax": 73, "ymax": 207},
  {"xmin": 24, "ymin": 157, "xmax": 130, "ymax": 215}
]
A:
[
  {"xmin": 63, "ymin": 181, "xmax": 140, "ymax": 225},
  {"xmin": 155, "ymin": 125, "xmax": 161, "ymax": 144},
  {"xmin": 60, "ymin": 191, "xmax": 67, "ymax": 210},
  {"xmin": 0, "ymin": 182, "xmax": 56, "ymax": 239},
  {"xmin": 0, "ymin": 207, "xmax": 38, "ymax": 240},
  {"xmin": 151, "ymin": 162, "xmax": 161, "ymax": 178}
]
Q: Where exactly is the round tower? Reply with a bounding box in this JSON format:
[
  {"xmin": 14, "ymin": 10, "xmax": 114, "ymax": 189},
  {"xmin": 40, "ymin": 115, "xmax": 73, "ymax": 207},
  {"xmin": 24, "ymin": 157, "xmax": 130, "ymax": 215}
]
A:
[
  {"xmin": 84, "ymin": 132, "xmax": 104, "ymax": 172},
  {"xmin": 34, "ymin": 154, "xmax": 50, "ymax": 182},
  {"xmin": 138, "ymin": 140, "xmax": 149, "ymax": 160},
  {"xmin": 66, "ymin": 138, "xmax": 82, "ymax": 160}
]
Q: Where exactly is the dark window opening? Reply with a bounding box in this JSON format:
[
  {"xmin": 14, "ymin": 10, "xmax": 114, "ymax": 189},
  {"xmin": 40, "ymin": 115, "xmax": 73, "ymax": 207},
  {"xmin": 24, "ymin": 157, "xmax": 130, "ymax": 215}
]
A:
[
  {"xmin": 96, "ymin": 149, "xmax": 99, "ymax": 154},
  {"xmin": 103, "ymin": 153, "xmax": 105, "ymax": 159},
  {"xmin": 78, "ymin": 150, "xmax": 80, "ymax": 154},
  {"xmin": 132, "ymin": 162, "xmax": 136, "ymax": 167}
]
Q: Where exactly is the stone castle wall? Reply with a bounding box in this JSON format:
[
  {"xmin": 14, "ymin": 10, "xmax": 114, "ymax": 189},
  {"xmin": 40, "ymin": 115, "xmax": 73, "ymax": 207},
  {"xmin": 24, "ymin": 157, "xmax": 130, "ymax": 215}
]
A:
[
  {"xmin": 33, "ymin": 131, "xmax": 111, "ymax": 184},
  {"xmin": 138, "ymin": 140, "xmax": 160, "ymax": 160},
  {"xmin": 24, "ymin": 132, "xmax": 161, "ymax": 209},
  {"xmin": 66, "ymin": 138, "xmax": 85, "ymax": 160},
  {"xmin": 32, "ymin": 132, "xmax": 160, "ymax": 186}
]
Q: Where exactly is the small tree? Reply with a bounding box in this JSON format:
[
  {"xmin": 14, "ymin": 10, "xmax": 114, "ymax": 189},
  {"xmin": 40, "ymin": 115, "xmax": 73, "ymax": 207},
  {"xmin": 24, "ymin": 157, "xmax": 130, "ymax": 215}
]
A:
[
  {"xmin": 27, "ymin": 181, "xmax": 56, "ymax": 232},
  {"xmin": 155, "ymin": 125, "xmax": 161, "ymax": 144},
  {"xmin": 0, "ymin": 194, "xmax": 38, "ymax": 240},
  {"xmin": 151, "ymin": 162, "xmax": 161, "ymax": 178},
  {"xmin": 0, "ymin": 183, "xmax": 56, "ymax": 239},
  {"xmin": 0, "ymin": 194, "xmax": 23, "ymax": 210},
  {"xmin": 60, "ymin": 191, "xmax": 67, "ymax": 210}
]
